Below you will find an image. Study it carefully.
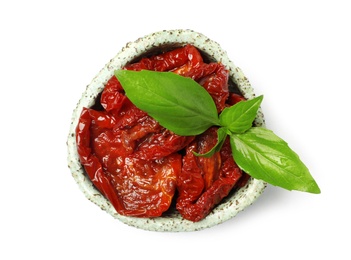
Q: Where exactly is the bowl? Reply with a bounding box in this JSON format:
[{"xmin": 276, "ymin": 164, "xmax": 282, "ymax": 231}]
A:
[{"xmin": 67, "ymin": 29, "xmax": 266, "ymax": 232}]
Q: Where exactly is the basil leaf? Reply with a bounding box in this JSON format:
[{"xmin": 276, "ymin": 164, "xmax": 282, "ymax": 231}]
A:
[
  {"xmin": 219, "ymin": 95, "xmax": 263, "ymax": 134},
  {"xmin": 193, "ymin": 127, "xmax": 228, "ymax": 158},
  {"xmin": 114, "ymin": 69, "xmax": 320, "ymax": 194},
  {"xmin": 230, "ymin": 127, "xmax": 321, "ymax": 194},
  {"xmin": 115, "ymin": 70, "xmax": 220, "ymax": 136}
]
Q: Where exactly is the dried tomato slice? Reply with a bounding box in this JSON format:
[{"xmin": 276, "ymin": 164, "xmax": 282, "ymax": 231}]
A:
[
  {"xmin": 176, "ymin": 127, "xmax": 243, "ymax": 222},
  {"xmin": 77, "ymin": 105, "xmax": 188, "ymax": 217}
]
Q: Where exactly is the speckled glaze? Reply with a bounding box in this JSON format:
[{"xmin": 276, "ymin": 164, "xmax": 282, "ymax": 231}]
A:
[{"xmin": 67, "ymin": 29, "xmax": 266, "ymax": 232}]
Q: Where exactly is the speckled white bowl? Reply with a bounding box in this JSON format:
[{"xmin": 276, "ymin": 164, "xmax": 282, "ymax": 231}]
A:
[{"xmin": 67, "ymin": 29, "xmax": 266, "ymax": 232}]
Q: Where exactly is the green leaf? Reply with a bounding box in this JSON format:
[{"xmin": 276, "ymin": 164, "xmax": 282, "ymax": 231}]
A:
[
  {"xmin": 230, "ymin": 127, "xmax": 321, "ymax": 194},
  {"xmin": 219, "ymin": 95, "xmax": 263, "ymax": 134},
  {"xmin": 114, "ymin": 69, "xmax": 320, "ymax": 195},
  {"xmin": 193, "ymin": 127, "xmax": 228, "ymax": 158},
  {"xmin": 115, "ymin": 70, "xmax": 220, "ymax": 136}
]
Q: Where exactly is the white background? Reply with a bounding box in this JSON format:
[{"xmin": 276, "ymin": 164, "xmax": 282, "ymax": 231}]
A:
[{"xmin": 1, "ymin": 0, "xmax": 350, "ymax": 259}]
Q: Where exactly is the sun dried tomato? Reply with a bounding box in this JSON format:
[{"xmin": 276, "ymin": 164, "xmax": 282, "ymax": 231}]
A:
[
  {"xmin": 77, "ymin": 98, "xmax": 195, "ymax": 217},
  {"xmin": 76, "ymin": 44, "xmax": 249, "ymax": 221},
  {"xmin": 176, "ymin": 127, "xmax": 243, "ymax": 222}
]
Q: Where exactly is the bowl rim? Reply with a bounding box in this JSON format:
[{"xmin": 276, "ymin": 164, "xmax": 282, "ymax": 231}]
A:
[{"xmin": 67, "ymin": 29, "xmax": 266, "ymax": 232}]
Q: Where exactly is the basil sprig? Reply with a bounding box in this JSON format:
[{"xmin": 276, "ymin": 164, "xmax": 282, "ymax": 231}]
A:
[{"xmin": 115, "ymin": 70, "xmax": 321, "ymax": 194}]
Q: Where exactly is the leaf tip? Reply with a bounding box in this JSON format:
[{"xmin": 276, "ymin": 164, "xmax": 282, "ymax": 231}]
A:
[
  {"xmin": 114, "ymin": 69, "xmax": 123, "ymax": 77},
  {"xmin": 294, "ymin": 179, "xmax": 321, "ymax": 194},
  {"xmin": 306, "ymin": 182, "xmax": 321, "ymax": 194}
]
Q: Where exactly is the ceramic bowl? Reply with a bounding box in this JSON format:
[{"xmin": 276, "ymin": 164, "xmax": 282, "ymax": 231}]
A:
[{"xmin": 67, "ymin": 29, "xmax": 266, "ymax": 232}]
